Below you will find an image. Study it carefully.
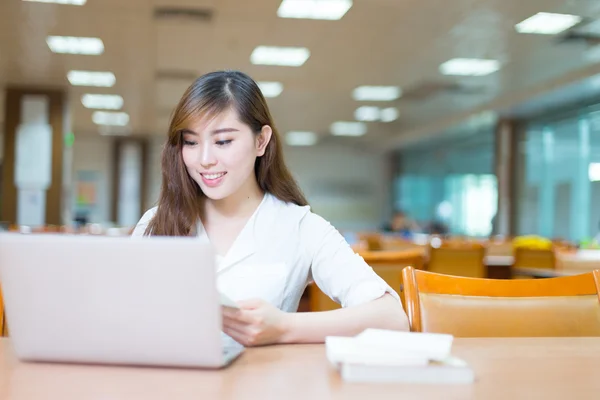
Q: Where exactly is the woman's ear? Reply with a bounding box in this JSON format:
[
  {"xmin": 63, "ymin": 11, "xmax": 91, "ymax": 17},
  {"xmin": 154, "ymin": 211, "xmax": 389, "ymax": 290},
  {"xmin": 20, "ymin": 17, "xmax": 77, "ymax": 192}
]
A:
[{"xmin": 256, "ymin": 125, "xmax": 273, "ymax": 157}]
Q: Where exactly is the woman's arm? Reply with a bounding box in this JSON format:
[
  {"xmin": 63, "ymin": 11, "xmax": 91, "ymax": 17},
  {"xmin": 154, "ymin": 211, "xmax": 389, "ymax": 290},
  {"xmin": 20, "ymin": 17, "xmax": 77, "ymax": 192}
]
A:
[
  {"xmin": 281, "ymin": 293, "xmax": 408, "ymax": 343},
  {"xmin": 222, "ymin": 294, "xmax": 407, "ymax": 347},
  {"xmin": 221, "ymin": 212, "xmax": 410, "ymax": 347}
]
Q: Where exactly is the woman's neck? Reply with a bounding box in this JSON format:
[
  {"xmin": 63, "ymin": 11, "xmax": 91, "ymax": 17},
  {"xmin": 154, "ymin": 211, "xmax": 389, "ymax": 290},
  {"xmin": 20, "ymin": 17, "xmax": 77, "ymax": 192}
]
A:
[{"xmin": 204, "ymin": 179, "xmax": 265, "ymax": 221}]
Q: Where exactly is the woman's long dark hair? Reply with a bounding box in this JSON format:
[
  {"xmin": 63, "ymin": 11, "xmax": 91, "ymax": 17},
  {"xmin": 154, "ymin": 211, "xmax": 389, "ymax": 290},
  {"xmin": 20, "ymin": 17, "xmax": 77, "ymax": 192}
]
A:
[{"xmin": 146, "ymin": 70, "xmax": 307, "ymax": 236}]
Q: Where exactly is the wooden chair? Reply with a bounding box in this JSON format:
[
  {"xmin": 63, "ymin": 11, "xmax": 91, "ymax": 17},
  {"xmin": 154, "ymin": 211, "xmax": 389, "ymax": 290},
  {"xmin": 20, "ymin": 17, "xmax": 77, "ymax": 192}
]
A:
[
  {"xmin": 0, "ymin": 286, "xmax": 5, "ymax": 337},
  {"xmin": 513, "ymin": 248, "xmax": 556, "ymax": 270},
  {"xmin": 309, "ymin": 250, "xmax": 426, "ymax": 312},
  {"xmin": 427, "ymin": 242, "xmax": 486, "ymax": 278},
  {"xmin": 402, "ymin": 266, "xmax": 600, "ymax": 337}
]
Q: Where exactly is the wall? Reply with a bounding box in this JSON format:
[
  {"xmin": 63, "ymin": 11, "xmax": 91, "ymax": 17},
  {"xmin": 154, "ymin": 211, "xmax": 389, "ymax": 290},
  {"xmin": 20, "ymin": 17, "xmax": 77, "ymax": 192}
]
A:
[
  {"xmin": 284, "ymin": 144, "xmax": 392, "ymax": 231},
  {"xmin": 144, "ymin": 140, "xmax": 392, "ymax": 231}
]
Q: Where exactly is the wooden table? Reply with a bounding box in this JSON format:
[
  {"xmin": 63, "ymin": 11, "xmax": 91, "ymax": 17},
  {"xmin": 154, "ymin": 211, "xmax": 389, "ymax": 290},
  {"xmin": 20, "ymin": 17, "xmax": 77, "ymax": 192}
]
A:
[{"xmin": 1, "ymin": 337, "xmax": 600, "ymax": 399}]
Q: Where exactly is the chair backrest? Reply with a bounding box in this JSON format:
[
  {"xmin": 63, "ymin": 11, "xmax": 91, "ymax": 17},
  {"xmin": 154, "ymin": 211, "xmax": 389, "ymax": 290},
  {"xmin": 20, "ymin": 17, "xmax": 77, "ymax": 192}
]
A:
[
  {"xmin": 402, "ymin": 266, "xmax": 600, "ymax": 337},
  {"xmin": 427, "ymin": 242, "xmax": 486, "ymax": 278},
  {"xmin": 486, "ymin": 241, "xmax": 513, "ymax": 257},
  {"xmin": 308, "ymin": 265, "xmax": 409, "ymax": 312},
  {"xmin": 0, "ymin": 285, "xmax": 5, "ymax": 337},
  {"xmin": 513, "ymin": 248, "xmax": 555, "ymax": 270}
]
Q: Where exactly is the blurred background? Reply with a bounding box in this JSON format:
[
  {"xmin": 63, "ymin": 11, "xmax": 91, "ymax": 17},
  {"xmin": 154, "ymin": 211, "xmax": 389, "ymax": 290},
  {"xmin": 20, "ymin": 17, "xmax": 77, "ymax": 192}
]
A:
[{"xmin": 1, "ymin": 0, "xmax": 600, "ymax": 247}]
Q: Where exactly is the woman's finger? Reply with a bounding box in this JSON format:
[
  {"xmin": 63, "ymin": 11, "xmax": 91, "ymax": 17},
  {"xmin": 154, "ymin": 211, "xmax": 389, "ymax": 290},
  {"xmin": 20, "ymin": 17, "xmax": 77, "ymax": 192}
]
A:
[
  {"xmin": 222, "ymin": 309, "xmax": 258, "ymax": 325},
  {"xmin": 222, "ymin": 315, "xmax": 252, "ymax": 333},
  {"xmin": 223, "ymin": 327, "xmax": 249, "ymax": 346}
]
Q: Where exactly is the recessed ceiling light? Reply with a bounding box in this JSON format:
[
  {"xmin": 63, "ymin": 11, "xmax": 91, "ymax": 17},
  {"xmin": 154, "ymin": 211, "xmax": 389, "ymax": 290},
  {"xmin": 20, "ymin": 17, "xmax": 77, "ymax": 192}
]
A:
[
  {"xmin": 47, "ymin": 36, "xmax": 104, "ymax": 55},
  {"xmin": 250, "ymin": 46, "xmax": 310, "ymax": 67},
  {"xmin": 286, "ymin": 131, "xmax": 318, "ymax": 146},
  {"xmin": 81, "ymin": 94, "xmax": 123, "ymax": 110},
  {"xmin": 515, "ymin": 12, "xmax": 582, "ymax": 35},
  {"xmin": 439, "ymin": 58, "xmax": 500, "ymax": 76},
  {"xmin": 92, "ymin": 111, "xmax": 129, "ymax": 126},
  {"xmin": 352, "ymin": 86, "xmax": 401, "ymax": 101},
  {"xmin": 23, "ymin": 0, "xmax": 86, "ymax": 4},
  {"xmin": 380, "ymin": 107, "xmax": 399, "ymax": 122},
  {"xmin": 277, "ymin": 0, "xmax": 352, "ymax": 20},
  {"xmin": 257, "ymin": 81, "xmax": 284, "ymax": 98},
  {"xmin": 354, "ymin": 106, "xmax": 380, "ymax": 122},
  {"xmin": 67, "ymin": 70, "xmax": 116, "ymax": 87},
  {"xmin": 330, "ymin": 121, "xmax": 367, "ymax": 136}
]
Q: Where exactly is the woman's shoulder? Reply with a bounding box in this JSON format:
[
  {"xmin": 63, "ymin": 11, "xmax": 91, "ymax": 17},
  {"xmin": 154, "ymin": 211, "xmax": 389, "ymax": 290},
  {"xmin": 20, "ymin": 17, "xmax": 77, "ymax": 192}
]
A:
[
  {"xmin": 131, "ymin": 206, "xmax": 158, "ymax": 236},
  {"xmin": 266, "ymin": 194, "xmax": 331, "ymax": 231},
  {"xmin": 266, "ymin": 193, "xmax": 311, "ymax": 220}
]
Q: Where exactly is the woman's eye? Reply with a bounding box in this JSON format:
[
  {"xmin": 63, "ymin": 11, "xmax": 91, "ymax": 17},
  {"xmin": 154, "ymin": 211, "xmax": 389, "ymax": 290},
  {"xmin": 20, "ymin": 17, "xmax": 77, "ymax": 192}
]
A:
[
  {"xmin": 183, "ymin": 140, "xmax": 197, "ymax": 146},
  {"xmin": 216, "ymin": 140, "xmax": 232, "ymax": 146}
]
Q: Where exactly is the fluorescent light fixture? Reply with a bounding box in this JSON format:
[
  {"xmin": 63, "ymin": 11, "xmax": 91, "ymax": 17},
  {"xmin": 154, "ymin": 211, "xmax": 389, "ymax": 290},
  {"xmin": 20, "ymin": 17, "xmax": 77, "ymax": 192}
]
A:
[
  {"xmin": 81, "ymin": 94, "xmax": 123, "ymax": 110},
  {"xmin": 250, "ymin": 46, "xmax": 310, "ymax": 67},
  {"xmin": 589, "ymin": 163, "xmax": 600, "ymax": 182},
  {"xmin": 439, "ymin": 58, "xmax": 500, "ymax": 76},
  {"xmin": 98, "ymin": 125, "xmax": 132, "ymax": 136},
  {"xmin": 354, "ymin": 106, "xmax": 380, "ymax": 122},
  {"xmin": 257, "ymin": 81, "xmax": 284, "ymax": 98},
  {"xmin": 380, "ymin": 107, "xmax": 399, "ymax": 122},
  {"xmin": 277, "ymin": 0, "xmax": 352, "ymax": 20},
  {"xmin": 47, "ymin": 36, "xmax": 103, "ymax": 55},
  {"xmin": 515, "ymin": 12, "xmax": 582, "ymax": 35},
  {"xmin": 23, "ymin": 0, "xmax": 86, "ymax": 4},
  {"xmin": 286, "ymin": 131, "xmax": 318, "ymax": 146},
  {"xmin": 352, "ymin": 86, "xmax": 401, "ymax": 101},
  {"xmin": 92, "ymin": 111, "xmax": 129, "ymax": 126},
  {"xmin": 67, "ymin": 70, "xmax": 116, "ymax": 87},
  {"xmin": 330, "ymin": 121, "xmax": 367, "ymax": 137}
]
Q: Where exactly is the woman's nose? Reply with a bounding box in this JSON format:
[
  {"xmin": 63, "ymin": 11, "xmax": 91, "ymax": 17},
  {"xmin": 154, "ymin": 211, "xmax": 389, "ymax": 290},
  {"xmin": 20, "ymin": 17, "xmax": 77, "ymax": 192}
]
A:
[{"xmin": 200, "ymin": 143, "xmax": 217, "ymax": 168}]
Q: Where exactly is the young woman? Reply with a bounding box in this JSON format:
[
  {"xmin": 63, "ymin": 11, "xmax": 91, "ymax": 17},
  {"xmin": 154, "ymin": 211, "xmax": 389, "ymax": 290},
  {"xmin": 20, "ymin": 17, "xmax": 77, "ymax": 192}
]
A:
[{"xmin": 132, "ymin": 70, "xmax": 409, "ymax": 346}]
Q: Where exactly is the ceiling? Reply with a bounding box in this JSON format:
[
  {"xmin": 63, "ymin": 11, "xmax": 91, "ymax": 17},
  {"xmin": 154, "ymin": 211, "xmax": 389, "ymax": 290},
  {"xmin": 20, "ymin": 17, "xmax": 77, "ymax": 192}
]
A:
[{"xmin": 1, "ymin": 0, "xmax": 600, "ymax": 151}]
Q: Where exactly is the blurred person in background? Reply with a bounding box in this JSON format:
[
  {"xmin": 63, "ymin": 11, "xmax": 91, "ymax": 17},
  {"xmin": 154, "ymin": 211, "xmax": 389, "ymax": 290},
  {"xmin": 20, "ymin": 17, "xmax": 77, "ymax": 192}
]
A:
[
  {"xmin": 427, "ymin": 220, "xmax": 449, "ymax": 236},
  {"xmin": 382, "ymin": 210, "xmax": 420, "ymax": 238},
  {"xmin": 132, "ymin": 70, "xmax": 408, "ymax": 347}
]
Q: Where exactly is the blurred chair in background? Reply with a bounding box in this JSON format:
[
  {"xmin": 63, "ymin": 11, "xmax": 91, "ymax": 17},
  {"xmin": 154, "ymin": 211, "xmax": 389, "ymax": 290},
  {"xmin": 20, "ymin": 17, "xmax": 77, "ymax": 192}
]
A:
[
  {"xmin": 402, "ymin": 266, "xmax": 600, "ymax": 337},
  {"xmin": 427, "ymin": 240, "xmax": 486, "ymax": 278},
  {"xmin": 513, "ymin": 247, "xmax": 556, "ymax": 273}
]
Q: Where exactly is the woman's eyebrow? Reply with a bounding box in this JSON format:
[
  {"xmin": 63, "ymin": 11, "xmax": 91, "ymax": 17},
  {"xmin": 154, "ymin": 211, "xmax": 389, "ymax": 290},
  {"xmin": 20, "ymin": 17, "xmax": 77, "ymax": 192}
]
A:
[
  {"xmin": 180, "ymin": 129, "xmax": 198, "ymax": 136},
  {"xmin": 211, "ymin": 128, "xmax": 239, "ymax": 135}
]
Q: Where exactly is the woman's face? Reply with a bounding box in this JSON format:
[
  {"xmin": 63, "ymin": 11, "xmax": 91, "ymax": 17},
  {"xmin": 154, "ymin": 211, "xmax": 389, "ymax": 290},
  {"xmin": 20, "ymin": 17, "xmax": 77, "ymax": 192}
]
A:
[{"xmin": 181, "ymin": 108, "xmax": 271, "ymax": 201}]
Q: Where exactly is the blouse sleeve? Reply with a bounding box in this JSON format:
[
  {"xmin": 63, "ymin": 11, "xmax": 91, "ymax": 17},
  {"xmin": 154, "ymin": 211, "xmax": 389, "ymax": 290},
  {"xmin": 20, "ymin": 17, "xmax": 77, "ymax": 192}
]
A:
[
  {"xmin": 131, "ymin": 207, "xmax": 157, "ymax": 237},
  {"xmin": 301, "ymin": 212, "xmax": 400, "ymax": 308}
]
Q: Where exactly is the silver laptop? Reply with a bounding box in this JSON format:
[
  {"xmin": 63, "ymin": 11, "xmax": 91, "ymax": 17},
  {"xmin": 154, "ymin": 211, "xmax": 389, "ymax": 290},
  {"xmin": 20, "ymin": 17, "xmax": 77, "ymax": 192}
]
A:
[{"xmin": 0, "ymin": 233, "xmax": 244, "ymax": 368}]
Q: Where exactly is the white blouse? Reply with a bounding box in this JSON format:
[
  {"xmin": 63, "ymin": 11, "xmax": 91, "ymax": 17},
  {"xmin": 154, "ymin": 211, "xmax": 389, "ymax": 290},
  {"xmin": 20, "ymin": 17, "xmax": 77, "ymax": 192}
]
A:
[{"xmin": 131, "ymin": 193, "xmax": 399, "ymax": 312}]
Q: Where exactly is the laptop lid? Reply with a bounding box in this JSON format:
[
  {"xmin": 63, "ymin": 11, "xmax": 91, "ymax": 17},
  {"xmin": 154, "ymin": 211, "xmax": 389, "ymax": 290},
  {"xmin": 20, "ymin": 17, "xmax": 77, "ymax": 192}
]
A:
[{"xmin": 0, "ymin": 233, "xmax": 227, "ymax": 368}]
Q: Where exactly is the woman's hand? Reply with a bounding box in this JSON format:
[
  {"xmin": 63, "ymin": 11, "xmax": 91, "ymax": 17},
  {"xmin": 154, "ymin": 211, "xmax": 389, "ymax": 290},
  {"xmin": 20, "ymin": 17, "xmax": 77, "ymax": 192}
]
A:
[{"xmin": 222, "ymin": 299, "xmax": 290, "ymax": 347}]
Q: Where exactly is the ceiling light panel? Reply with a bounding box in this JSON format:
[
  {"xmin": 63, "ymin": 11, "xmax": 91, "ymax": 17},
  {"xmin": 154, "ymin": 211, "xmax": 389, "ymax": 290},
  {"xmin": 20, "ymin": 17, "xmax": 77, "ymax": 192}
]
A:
[
  {"xmin": 67, "ymin": 70, "xmax": 116, "ymax": 87},
  {"xmin": 257, "ymin": 81, "xmax": 284, "ymax": 98},
  {"xmin": 92, "ymin": 111, "xmax": 129, "ymax": 126},
  {"xmin": 515, "ymin": 12, "xmax": 582, "ymax": 35},
  {"xmin": 286, "ymin": 131, "xmax": 318, "ymax": 146},
  {"xmin": 277, "ymin": 0, "xmax": 352, "ymax": 20},
  {"xmin": 330, "ymin": 121, "xmax": 367, "ymax": 136},
  {"xmin": 47, "ymin": 36, "xmax": 104, "ymax": 55},
  {"xmin": 250, "ymin": 46, "xmax": 310, "ymax": 66},
  {"xmin": 439, "ymin": 58, "xmax": 501, "ymax": 76},
  {"xmin": 352, "ymin": 86, "xmax": 401, "ymax": 101},
  {"xmin": 23, "ymin": 0, "xmax": 86, "ymax": 4},
  {"xmin": 81, "ymin": 94, "xmax": 123, "ymax": 110}
]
